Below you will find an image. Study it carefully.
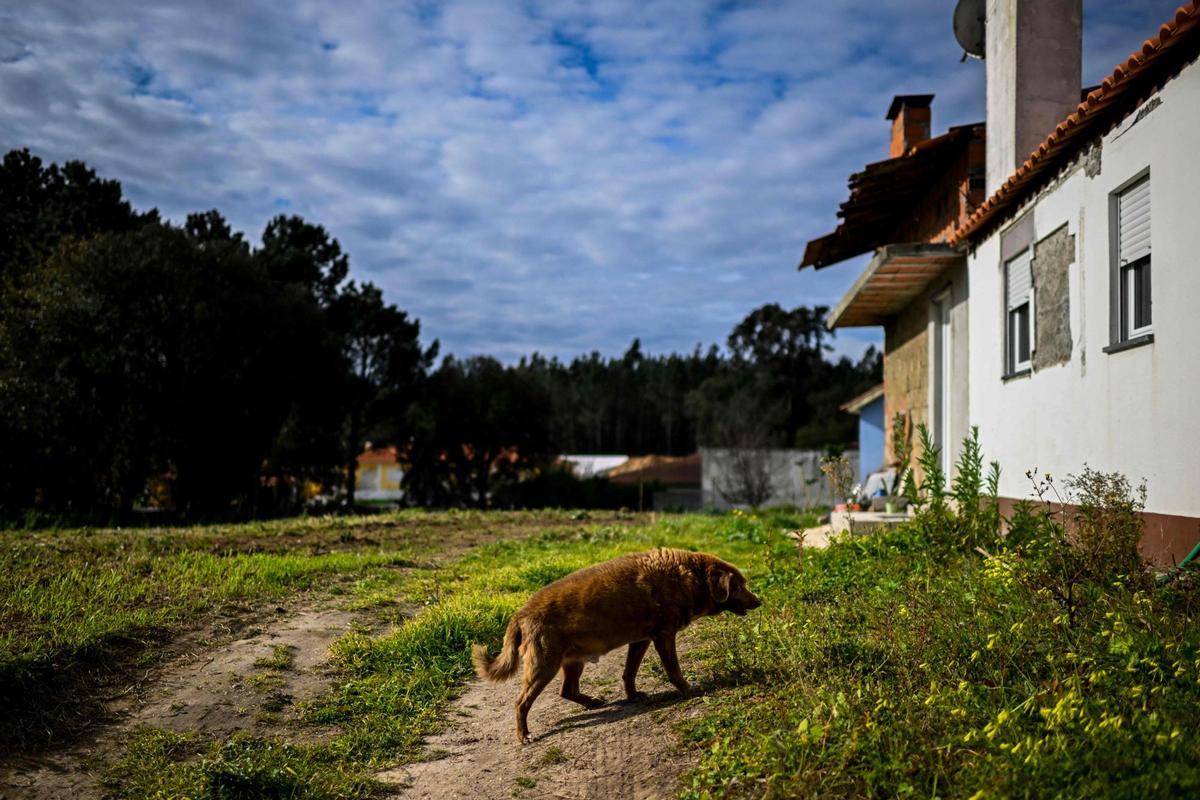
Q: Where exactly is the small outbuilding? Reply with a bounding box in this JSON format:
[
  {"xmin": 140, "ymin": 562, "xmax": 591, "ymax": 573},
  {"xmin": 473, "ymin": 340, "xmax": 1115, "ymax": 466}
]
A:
[
  {"xmin": 840, "ymin": 383, "xmax": 885, "ymax": 486},
  {"xmin": 355, "ymin": 444, "xmax": 405, "ymax": 502}
]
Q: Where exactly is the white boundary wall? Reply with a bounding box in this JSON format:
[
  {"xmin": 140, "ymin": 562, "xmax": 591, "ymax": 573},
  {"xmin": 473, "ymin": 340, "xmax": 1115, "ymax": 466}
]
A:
[{"xmin": 700, "ymin": 448, "xmax": 859, "ymax": 510}]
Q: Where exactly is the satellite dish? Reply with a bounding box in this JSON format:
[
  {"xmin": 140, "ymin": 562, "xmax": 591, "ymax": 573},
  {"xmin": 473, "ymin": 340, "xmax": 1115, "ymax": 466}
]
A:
[{"xmin": 953, "ymin": 0, "xmax": 986, "ymax": 59}]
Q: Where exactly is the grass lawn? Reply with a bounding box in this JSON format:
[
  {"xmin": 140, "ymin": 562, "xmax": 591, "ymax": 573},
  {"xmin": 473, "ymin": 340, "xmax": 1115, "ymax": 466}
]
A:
[
  {"xmin": 0, "ymin": 510, "xmax": 632, "ymax": 750},
  {"xmin": 4, "ymin": 507, "xmax": 1200, "ymax": 798}
]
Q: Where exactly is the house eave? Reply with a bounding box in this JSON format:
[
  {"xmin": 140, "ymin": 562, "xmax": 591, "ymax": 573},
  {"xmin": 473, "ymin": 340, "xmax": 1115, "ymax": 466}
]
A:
[
  {"xmin": 827, "ymin": 243, "xmax": 964, "ymax": 329},
  {"xmin": 840, "ymin": 383, "xmax": 885, "ymax": 414}
]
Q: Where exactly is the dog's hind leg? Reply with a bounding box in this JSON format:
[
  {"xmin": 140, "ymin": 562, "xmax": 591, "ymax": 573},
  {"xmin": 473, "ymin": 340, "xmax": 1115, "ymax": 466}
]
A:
[
  {"xmin": 622, "ymin": 640, "xmax": 650, "ymax": 701},
  {"xmin": 514, "ymin": 645, "xmax": 558, "ymax": 744},
  {"xmin": 560, "ymin": 660, "xmax": 604, "ymax": 709},
  {"xmin": 653, "ymin": 633, "xmax": 691, "ymax": 695}
]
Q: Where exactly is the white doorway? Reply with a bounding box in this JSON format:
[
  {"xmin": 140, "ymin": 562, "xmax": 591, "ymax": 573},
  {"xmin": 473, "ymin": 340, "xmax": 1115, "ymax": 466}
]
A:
[{"xmin": 931, "ymin": 289, "xmax": 952, "ymax": 475}]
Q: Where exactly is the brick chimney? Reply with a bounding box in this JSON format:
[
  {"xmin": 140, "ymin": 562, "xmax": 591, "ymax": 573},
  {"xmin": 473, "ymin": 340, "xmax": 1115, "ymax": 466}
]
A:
[
  {"xmin": 985, "ymin": 0, "xmax": 1082, "ymax": 194},
  {"xmin": 886, "ymin": 94, "xmax": 934, "ymax": 158}
]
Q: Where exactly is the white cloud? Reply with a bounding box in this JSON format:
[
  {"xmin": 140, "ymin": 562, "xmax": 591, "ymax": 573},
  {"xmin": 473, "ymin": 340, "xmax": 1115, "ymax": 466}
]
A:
[{"xmin": 0, "ymin": 0, "xmax": 1179, "ymax": 363}]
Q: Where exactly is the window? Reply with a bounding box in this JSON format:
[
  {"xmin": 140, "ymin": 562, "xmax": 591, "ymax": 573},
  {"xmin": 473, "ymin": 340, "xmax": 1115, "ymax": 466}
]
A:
[
  {"xmin": 1117, "ymin": 176, "xmax": 1151, "ymax": 340},
  {"xmin": 1005, "ymin": 248, "xmax": 1033, "ymax": 374}
]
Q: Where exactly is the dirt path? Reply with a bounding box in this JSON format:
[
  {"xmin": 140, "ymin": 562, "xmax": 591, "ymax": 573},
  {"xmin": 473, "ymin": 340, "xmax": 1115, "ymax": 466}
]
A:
[
  {"xmin": 381, "ymin": 640, "xmax": 703, "ymax": 800},
  {"xmin": 1, "ymin": 613, "xmax": 708, "ymax": 800},
  {"xmin": 0, "ymin": 513, "xmax": 675, "ymax": 799},
  {"xmin": 0, "ymin": 600, "xmax": 363, "ymax": 800}
]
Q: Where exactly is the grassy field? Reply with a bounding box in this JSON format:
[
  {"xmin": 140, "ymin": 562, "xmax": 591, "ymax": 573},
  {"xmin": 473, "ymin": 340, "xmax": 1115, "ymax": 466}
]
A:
[
  {"xmin": 95, "ymin": 511, "xmax": 787, "ymax": 797},
  {"xmin": 4, "ymin": 505, "xmax": 1200, "ymax": 798},
  {"xmin": 0, "ymin": 510, "xmax": 634, "ymax": 750}
]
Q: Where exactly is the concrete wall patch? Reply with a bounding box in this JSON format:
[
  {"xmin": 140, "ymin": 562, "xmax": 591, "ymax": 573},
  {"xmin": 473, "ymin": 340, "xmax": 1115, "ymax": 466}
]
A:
[{"xmin": 1032, "ymin": 224, "xmax": 1075, "ymax": 371}]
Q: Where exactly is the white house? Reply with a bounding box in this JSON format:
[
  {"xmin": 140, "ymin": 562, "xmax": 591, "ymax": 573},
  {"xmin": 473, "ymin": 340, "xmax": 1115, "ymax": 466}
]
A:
[{"xmin": 951, "ymin": 0, "xmax": 1200, "ymax": 564}]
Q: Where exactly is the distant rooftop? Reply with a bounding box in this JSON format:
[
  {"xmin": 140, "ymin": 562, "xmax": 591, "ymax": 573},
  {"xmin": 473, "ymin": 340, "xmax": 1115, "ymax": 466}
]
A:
[{"xmin": 558, "ymin": 454, "xmax": 629, "ymax": 478}]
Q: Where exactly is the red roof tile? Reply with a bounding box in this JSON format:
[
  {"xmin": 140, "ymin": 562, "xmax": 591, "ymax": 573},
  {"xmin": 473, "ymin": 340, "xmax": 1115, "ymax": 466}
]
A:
[
  {"xmin": 606, "ymin": 453, "xmax": 701, "ymax": 487},
  {"xmin": 357, "ymin": 445, "xmax": 401, "ymax": 465},
  {"xmin": 951, "ymin": 1, "xmax": 1200, "ymax": 246}
]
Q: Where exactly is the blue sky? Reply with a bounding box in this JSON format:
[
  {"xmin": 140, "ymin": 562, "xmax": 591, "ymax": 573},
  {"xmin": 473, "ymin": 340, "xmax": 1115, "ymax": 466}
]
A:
[{"xmin": 0, "ymin": 1, "xmax": 1180, "ymax": 362}]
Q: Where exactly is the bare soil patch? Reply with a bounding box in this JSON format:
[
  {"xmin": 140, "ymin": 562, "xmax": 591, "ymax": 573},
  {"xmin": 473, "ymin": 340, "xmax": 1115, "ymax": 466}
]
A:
[
  {"xmin": 0, "ymin": 599, "xmax": 363, "ymax": 800},
  {"xmin": 118, "ymin": 604, "xmax": 360, "ymax": 741},
  {"xmin": 382, "ymin": 639, "xmax": 702, "ymax": 800}
]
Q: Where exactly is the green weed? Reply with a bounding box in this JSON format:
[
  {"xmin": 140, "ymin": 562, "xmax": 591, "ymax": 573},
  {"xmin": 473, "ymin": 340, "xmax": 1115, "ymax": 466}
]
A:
[
  {"xmin": 540, "ymin": 745, "xmax": 569, "ymax": 765},
  {"xmin": 103, "ymin": 729, "xmax": 379, "ymax": 799},
  {"xmin": 254, "ymin": 644, "xmax": 297, "ymax": 672}
]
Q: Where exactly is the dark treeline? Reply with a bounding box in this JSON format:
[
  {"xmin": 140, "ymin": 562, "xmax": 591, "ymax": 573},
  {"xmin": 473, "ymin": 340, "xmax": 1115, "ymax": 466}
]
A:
[
  {"xmin": 0, "ymin": 150, "xmax": 433, "ymax": 518},
  {"xmin": 0, "ymin": 150, "xmax": 880, "ymax": 518}
]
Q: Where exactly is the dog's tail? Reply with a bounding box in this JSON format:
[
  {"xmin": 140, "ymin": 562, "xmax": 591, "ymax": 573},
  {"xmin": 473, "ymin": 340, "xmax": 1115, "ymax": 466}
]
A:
[{"xmin": 473, "ymin": 617, "xmax": 522, "ymax": 682}]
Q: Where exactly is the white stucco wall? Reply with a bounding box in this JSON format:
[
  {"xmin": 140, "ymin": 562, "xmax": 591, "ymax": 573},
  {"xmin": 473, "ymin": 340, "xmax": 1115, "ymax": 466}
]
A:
[{"xmin": 966, "ymin": 59, "xmax": 1200, "ymax": 516}]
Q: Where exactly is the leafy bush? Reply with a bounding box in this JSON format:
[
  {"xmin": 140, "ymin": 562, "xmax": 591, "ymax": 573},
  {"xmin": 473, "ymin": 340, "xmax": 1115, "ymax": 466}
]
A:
[
  {"xmin": 1065, "ymin": 467, "xmax": 1147, "ymax": 584},
  {"xmin": 683, "ymin": 513, "xmax": 1200, "ymax": 798},
  {"xmin": 995, "ymin": 468, "xmax": 1150, "ymax": 629}
]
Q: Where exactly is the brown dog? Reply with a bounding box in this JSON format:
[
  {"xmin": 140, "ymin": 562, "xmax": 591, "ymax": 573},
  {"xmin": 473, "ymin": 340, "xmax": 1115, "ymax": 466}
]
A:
[{"xmin": 472, "ymin": 548, "xmax": 762, "ymax": 743}]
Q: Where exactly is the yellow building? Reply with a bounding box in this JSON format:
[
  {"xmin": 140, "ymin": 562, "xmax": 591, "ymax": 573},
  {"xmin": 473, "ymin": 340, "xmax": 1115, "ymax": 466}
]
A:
[{"xmin": 355, "ymin": 444, "xmax": 405, "ymax": 501}]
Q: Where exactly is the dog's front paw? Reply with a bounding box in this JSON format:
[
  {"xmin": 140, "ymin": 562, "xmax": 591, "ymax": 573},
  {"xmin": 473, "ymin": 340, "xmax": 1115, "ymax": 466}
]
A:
[{"xmin": 624, "ymin": 690, "xmax": 648, "ymax": 703}]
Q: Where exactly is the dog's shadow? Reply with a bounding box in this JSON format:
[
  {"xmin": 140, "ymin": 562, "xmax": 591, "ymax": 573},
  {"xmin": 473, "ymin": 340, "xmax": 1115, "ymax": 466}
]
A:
[{"xmin": 544, "ymin": 688, "xmax": 694, "ymax": 737}]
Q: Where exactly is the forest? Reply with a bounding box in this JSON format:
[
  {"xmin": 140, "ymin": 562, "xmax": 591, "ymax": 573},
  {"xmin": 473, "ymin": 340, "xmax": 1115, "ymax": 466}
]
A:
[{"xmin": 0, "ymin": 149, "xmax": 880, "ymax": 518}]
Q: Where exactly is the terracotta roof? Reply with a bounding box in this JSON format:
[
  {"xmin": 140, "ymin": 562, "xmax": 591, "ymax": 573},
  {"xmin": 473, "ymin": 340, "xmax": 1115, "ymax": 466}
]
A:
[
  {"xmin": 951, "ymin": 2, "xmax": 1200, "ymax": 245},
  {"xmin": 358, "ymin": 445, "xmax": 401, "ymax": 465},
  {"xmin": 606, "ymin": 453, "xmax": 701, "ymax": 487},
  {"xmin": 801, "ymin": 123, "xmax": 982, "ymax": 269}
]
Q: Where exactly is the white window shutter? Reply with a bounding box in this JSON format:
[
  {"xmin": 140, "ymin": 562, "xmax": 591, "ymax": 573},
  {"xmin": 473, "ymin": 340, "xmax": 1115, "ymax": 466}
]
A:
[
  {"xmin": 1118, "ymin": 177, "xmax": 1151, "ymax": 264},
  {"xmin": 1006, "ymin": 249, "xmax": 1032, "ymax": 310}
]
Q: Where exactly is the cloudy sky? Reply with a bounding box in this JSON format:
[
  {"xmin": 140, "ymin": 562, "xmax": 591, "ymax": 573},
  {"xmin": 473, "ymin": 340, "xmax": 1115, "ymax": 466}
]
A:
[{"xmin": 0, "ymin": 1, "xmax": 1179, "ymax": 362}]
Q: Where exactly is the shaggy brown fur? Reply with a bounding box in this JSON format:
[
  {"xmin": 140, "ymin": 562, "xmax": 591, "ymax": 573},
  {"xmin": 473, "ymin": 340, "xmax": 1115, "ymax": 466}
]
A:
[{"xmin": 472, "ymin": 548, "xmax": 762, "ymax": 743}]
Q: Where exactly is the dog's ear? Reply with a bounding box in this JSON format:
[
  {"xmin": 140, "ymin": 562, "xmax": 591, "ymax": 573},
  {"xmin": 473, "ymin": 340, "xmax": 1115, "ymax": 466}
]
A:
[{"xmin": 708, "ymin": 569, "xmax": 732, "ymax": 603}]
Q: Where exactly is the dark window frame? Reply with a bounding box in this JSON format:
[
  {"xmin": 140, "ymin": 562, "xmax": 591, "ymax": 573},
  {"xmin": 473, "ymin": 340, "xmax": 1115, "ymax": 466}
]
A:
[
  {"xmin": 1109, "ymin": 170, "xmax": 1152, "ymax": 348},
  {"xmin": 1120, "ymin": 255, "xmax": 1152, "ymax": 339},
  {"xmin": 1003, "ymin": 247, "xmax": 1033, "ymax": 377}
]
